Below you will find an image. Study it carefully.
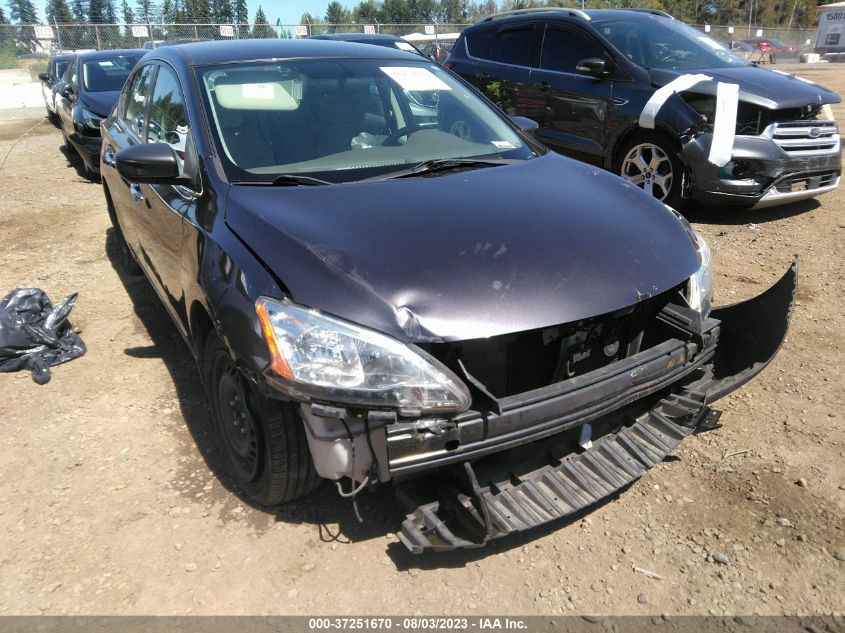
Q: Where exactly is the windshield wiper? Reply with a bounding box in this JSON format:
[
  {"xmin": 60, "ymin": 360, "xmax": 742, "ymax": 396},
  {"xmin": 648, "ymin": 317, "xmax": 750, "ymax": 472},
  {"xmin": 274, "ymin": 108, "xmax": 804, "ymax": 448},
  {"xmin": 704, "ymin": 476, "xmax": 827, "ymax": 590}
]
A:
[
  {"xmin": 233, "ymin": 174, "xmax": 332, "ymax": 186},
  {"xmin": 380, "ymin": 158, "xmax": 513, "ymax": 180}
]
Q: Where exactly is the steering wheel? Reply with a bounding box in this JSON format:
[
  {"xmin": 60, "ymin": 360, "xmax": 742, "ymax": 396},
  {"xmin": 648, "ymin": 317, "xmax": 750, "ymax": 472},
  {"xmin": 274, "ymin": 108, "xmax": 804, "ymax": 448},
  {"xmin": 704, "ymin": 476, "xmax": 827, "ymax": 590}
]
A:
[{"xmin": 382, "ymin": 124, "xmax": 421, "ymax": 146}]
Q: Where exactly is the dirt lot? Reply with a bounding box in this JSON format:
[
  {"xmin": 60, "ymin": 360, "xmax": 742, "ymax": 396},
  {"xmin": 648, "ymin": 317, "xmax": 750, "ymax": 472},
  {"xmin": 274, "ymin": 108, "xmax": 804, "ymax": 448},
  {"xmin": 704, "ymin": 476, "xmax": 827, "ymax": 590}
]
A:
[{"xmin": 0, "ymin": 64, "xmax": 843, "ymax": 617}]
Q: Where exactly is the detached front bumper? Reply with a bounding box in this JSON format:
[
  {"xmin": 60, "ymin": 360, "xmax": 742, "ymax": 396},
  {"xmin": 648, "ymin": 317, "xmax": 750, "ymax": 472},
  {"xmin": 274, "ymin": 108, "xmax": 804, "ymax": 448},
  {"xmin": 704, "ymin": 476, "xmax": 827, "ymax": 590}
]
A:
[
  {"xmin": 679, "ymin": 131, "xmax": 841, "ymax": 208},
  {"xmin": 394, "ymin": 261, "xmax": 797, "ymax": 553}
]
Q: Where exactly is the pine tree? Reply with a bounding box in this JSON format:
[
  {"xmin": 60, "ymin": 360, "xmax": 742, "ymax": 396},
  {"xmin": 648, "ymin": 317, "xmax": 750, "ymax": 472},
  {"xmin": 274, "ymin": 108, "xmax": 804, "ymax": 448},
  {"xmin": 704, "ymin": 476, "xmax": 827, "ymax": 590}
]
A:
[
  {"xmin": 0, "ymin": 6, "xmax": 7, "ymax": 22},
  {"xmin": 324, "ymin": 1, "xmax": 351, "ymax": 24},
  {"xmin": 47, "ymin": 0, "xmax": 75, "ymax": 23},
  {"xmin": 251, "ymin": 5, "xmax": 274, "ymax": 37},
  {"xmin": 71, "ymin": 0, "xmax": 86, "ymax": 21},
  {"xmin": 214, "ymin": 0, "xmax": 233, "ymax": 22},
  {"xmin": 191, "ymin": 0, "xmax": 210, "ymax": 22},
  {"xmin": 234, "ymin": 0, "xmax": 247, "ymax": 26},
  {"xmin": 8, "ymin": 0, "xmax": 39, "ymax": 23},
  {"xmin": 135, "ymin": 0, "xmax": 152, "ymax": 21}
]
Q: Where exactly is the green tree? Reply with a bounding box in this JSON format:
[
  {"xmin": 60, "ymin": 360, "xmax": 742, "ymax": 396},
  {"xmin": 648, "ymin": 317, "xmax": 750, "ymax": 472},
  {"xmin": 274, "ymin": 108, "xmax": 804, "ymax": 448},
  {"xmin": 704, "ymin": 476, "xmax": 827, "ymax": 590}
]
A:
[
  {"xmin": 8, "ymin": 0, "xmax": 38, "ymax": 22},
  {"xmin": 324, "ymin": 0, "xmax": 351, "ymax": 27},
  {"xmin": 47, "ymin": 0, "xmax": 75, "ymax": 23},
  {"xmin": 439, "ymin": 0, "xmax": 468, "ymax": 22},
  {"xmin": 234, "ymin": 0, "xmax": 247, "ymax": 25},
  {"xmin": 251, "ymin": 5, "xmax": 274, "ymax": 37},
  {"xmin": 135, "ymin": 0, "xmax": 153, "ymax": 21},
  {"xmin": 381, "ymin": 0, "xmax": 412, "ymax": 22},
  {"xmin": 352, "ymin": 0, "xmax": 381, "ymax": 23},
  {"xmin": 0, "ymin": 5, "xmax": 7, "ymax": 22},
  {"xmin": 214, "ymin": 0, "xmax": 233, "ymax": 22}
]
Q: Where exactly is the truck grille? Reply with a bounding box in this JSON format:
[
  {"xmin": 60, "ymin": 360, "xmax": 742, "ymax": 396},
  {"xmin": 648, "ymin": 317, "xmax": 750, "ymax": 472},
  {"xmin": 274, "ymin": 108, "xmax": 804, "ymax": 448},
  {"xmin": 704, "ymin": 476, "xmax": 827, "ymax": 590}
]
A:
[{"xmin": 764, "ymin": 120, "xmax": 840, "ymax": 156}]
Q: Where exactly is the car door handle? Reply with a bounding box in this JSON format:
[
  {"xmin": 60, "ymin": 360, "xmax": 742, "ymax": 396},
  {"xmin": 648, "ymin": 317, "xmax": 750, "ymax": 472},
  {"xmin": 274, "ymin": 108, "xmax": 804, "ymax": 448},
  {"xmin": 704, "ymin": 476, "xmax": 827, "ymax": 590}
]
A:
[
  {"xmin": 534, "ymin": 80, "xmax": 550, "ymax": 91},
  {"xmin": 130, "ymin": 183, "xmax": 144, "ymax": 202},
  {"xmin": 103, "ymin": 147, "xmax": 116, "ymax": 167}
]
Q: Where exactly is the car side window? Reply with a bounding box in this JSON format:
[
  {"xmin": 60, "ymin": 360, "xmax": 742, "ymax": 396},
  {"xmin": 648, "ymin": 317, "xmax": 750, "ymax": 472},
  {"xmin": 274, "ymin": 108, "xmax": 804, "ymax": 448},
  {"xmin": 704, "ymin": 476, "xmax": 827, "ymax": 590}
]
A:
[
  {"xmin": 123, "ymin": 65, "xmax": 155, "ymax": 139},
  {"xmin": 146, "ymin": 65, "xmax": 190, "ymax": 174},
  {"xmin": 491, "ymin": 26, "xmax": 535, "ymax": 66},
  {"xmin": 65, "ymin": 59, "xmax": 76, "ymax": 86},
  {"xmin": 541, "ymin": 26, "xmax": 606, "ymax": 73}
]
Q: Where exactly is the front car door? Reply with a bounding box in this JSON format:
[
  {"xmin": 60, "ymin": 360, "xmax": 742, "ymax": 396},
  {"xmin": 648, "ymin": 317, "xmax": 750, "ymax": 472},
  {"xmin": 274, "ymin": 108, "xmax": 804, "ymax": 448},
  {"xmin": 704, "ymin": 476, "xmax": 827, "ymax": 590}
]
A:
[
  {"xmin": 102, "ymin": 62, "xmax": 157, "ymax": 258},
  {"xmin": 530, "ymin": 22, "xmax": 615, "ymax": 166},
  {"xmin": 132, "ymin": 62, "xmax": 197, "ymax": 334},
  {"xmin": 55, "ymin": 58, "xmax": 77, "ymax": 132}
]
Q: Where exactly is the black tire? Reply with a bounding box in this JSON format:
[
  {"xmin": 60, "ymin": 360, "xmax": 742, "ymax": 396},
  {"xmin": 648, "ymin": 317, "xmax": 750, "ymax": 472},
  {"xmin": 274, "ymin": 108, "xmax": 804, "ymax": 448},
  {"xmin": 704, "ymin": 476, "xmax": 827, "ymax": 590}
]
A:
[
  {"xmin": 203, "ymin": 333, "xmax": 321, "ymax": 506},
  {"xmin": 614, "ymin": 131, "xmax": 686, "ymax": 210}
]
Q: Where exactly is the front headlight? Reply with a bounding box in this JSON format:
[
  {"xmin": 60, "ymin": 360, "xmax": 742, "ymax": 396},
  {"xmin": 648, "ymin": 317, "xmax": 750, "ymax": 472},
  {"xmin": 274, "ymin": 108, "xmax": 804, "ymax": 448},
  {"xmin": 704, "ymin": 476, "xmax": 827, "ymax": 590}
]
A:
[
  {"xmin": 686, "ymin": 229, "xmax": 713, "ymax": 317},
  {"xmin": 81, "ymin": 109, "xmax": 102, "ymax": 130},
  {"xmin": 255, "ymin": 297, "xmax": 471, "ymax": 414}
]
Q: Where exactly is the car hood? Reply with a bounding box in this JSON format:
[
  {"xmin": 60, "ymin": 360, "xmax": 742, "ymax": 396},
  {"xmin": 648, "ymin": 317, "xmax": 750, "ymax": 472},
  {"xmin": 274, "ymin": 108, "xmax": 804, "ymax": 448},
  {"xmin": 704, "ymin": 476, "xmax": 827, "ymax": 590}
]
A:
[
  {"xmin": 650, "ymin": 66, "xmax": 841, "ymax": 110},
  {"xmin": 224, "ymin": 154, "xmax": 699, "ymax": 343},
  {"xmin": 79, "ymin": 91, "xmax": 120, "ymax": 117}
]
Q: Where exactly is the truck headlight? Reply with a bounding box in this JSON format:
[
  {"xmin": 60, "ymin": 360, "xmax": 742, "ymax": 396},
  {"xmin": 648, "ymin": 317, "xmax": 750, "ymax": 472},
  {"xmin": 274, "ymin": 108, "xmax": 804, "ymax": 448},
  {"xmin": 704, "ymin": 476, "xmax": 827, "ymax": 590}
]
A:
[
  {"xmin": 255, "ymin": 297, "xmax": 471, "ymax": 414},
  {"xmin": 687, "ymin": 229, "xmax": 713, "ymax": 317}
]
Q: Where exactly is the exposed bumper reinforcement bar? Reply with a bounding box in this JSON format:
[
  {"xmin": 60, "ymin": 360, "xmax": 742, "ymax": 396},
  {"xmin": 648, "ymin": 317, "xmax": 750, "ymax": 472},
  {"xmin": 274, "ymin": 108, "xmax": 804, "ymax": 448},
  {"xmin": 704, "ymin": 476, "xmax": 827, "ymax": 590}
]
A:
[{"xmin": 396, "ymin": 260, "xmax": 797, "ymax": 554}]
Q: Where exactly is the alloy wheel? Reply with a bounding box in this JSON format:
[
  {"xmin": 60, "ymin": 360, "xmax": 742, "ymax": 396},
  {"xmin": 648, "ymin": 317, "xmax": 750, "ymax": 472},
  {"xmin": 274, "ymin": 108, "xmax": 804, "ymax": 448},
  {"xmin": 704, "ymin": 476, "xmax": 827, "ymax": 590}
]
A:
[{"xmin": 620, "ymin": 142, "xmax": 674, "ymax": 201}]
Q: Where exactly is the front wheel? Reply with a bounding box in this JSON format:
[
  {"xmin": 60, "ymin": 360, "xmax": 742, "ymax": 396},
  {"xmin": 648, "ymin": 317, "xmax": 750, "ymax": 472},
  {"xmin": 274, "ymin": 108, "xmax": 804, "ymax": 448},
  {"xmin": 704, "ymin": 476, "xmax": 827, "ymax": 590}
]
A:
[
  {"xmin": 615, "ymin": 132, "xmax": 686, "ymax": 210},
  {"xmin": 203, "ymin": 333, "xmax": 321, "ymax": 506}
]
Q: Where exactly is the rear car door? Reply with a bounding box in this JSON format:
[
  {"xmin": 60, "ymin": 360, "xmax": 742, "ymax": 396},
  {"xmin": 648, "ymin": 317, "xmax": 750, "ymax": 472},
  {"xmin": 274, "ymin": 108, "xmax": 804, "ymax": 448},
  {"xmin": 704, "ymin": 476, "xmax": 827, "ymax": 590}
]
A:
[
  {"xmin": 132, "ymin": 62, "xmax": 196, "ymax": 334},
  {"xmin": 530, "ymin": 22, "xmax": 615, "ymax": 165},
  {"xmin": 462, "ymin": 23, "xmax": 545, "ymax": 122}
]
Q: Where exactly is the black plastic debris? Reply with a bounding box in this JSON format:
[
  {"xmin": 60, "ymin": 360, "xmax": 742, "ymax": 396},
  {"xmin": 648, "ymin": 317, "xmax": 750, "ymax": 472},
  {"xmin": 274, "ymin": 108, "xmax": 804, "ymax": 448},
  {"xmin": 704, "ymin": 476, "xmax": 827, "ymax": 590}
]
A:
[{"xmin": 0, "ymin": 288, "xmax": 86, "ymax": 384}]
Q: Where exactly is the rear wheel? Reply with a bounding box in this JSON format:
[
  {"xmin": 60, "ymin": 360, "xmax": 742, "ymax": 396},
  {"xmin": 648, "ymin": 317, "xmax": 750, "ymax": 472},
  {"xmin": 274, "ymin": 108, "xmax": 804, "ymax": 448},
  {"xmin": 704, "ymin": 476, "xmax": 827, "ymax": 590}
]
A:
[
  {"xmin": 615, "ymin": 131, "xmax": 686, "ymax": 210},
  {"xmin": 203, "ymin": 333, "xmax": 321, "ymax": 506}
]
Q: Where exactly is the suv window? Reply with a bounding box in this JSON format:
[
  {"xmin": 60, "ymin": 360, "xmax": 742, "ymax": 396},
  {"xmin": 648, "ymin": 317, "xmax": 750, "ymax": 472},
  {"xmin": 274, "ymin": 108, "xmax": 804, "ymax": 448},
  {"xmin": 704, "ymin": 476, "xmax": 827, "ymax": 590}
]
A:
[
  {"xmin": 466, "ymin": 28, "xmax": 496, "ymax": 59},
  {"xmin": 147, "ymin": 65, "xmax": 189, "ymax": 172},
  {"xmin": 541, "ymin": 26, "xmax": 606, "ymax": 73},
  {"xmin": 491, "ymin": 26, "xmax": 534, "ymax": 66},
  {"xmin": 123, "ymin": 64, "xmax": 155, "ymax": 139}
]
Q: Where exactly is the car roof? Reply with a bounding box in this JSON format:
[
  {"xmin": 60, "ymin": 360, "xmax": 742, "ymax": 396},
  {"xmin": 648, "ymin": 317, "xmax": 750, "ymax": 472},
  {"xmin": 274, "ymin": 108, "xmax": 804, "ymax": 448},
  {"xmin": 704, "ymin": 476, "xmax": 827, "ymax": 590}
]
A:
[
  {"xmin": 75, "ymin": 48, "xmax": 146, "ymax": 61},
  {"xmin": 309, "ymin": 33, "xmax": 403, "ymax": 42},
  {"xmin": 150, "ymin": 38, "xmax": 420, "ymax": 66},
  {"xmin": 472, "ymin": 7, "xmax": 675, "ymax": 26},
  {"xmin": 51, "ymin": 53, "xmax": 73, "ymax": 61}
]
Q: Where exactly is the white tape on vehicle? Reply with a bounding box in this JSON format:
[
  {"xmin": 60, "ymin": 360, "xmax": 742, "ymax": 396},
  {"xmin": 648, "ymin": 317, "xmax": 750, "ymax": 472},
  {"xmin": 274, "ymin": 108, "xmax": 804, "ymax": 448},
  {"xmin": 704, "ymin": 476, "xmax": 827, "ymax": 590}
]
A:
[
  {"xmin": 638, "ymin": 73, "xmax": 712, "ymax": 129},
  {"xmin": 708, "ymin": 81, "xmax": 739, "ymax": 167}
]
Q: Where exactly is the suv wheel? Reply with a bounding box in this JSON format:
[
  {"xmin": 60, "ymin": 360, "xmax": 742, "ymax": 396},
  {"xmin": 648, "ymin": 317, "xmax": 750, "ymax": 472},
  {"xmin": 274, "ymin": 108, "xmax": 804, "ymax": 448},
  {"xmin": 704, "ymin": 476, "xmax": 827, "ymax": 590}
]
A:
[{"xmin": 615, "ymin": 132, "xmax": 685, "ymax": 209}]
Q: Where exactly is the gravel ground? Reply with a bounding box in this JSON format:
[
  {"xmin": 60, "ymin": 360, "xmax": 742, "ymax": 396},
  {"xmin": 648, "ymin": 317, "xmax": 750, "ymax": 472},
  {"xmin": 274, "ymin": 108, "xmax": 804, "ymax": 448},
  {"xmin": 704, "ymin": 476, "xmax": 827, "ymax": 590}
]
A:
[{"xmin": 0, "ymin": 64, "xmax": 842, "ymax": 617}]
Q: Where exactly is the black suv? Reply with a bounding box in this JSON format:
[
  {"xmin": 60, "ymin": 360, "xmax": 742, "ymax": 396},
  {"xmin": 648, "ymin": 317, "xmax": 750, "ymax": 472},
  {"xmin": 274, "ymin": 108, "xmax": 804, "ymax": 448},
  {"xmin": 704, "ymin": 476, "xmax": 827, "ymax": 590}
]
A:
[{"xmin": 446, "ymin": 8, "xmax": 841, "ymax": 209}]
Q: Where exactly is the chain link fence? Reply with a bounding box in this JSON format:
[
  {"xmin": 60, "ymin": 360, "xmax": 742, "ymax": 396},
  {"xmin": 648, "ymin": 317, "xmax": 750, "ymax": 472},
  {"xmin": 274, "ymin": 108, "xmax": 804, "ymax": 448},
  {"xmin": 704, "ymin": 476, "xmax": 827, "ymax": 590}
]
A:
[{"xmin": 0, "ymin": 20, "xmax": 824, "ymax": 74}]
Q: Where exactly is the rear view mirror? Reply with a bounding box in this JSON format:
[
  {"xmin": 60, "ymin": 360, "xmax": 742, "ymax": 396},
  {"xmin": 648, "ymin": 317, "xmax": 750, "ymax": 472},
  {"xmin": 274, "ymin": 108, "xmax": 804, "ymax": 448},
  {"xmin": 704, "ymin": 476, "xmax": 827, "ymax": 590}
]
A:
[
  {"xmin": 576, "ymin": 57, "xmax": 610, "ymax": 78},
  {"xmin": 38, "ymin": 72, "xmax": 49, "ymax": 82},
  {"xmin": 511, "ymin": 116, "xmax": 539, "ymax": 136},
  {"xmin": 116, "ymin": 143, "xmax": 183, "ymax": 184}
]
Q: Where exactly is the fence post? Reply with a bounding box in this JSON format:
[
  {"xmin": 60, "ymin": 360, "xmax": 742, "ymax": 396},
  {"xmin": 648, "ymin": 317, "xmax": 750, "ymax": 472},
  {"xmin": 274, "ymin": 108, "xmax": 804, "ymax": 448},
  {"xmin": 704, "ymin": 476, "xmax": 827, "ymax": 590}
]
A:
[
  {"xmin": 53, "ymin": 17, "xmax": 63, "ymax": 51},
  {"xmin": 147, "ymin": 22, "xmax": 153, "ymax": 47},
  {"xmin": 94, "ymin": 24, "xmax": 101, "ymax": 49}
]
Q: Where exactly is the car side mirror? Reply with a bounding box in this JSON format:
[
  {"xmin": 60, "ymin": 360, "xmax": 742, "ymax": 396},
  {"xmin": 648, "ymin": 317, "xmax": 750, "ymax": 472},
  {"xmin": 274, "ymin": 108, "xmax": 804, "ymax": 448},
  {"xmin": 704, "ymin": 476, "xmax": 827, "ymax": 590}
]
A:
[
  {"xmin": 511, "ymin": 116, "xmax": 539, "ymax": 136},
  {"xmin": 116, "ymin": 143, "xmax": 185, "ymax": 185},
  {"xmin": 38, "ymin": 72, "xmax": 49, "ymax": 82},
  {"xmin": 60, "ymin": 85, "xmax": 74, "ymax": 98},
  {"xmin": 576, "ymin": 57, "xmax": 611, "ymax": 78}
]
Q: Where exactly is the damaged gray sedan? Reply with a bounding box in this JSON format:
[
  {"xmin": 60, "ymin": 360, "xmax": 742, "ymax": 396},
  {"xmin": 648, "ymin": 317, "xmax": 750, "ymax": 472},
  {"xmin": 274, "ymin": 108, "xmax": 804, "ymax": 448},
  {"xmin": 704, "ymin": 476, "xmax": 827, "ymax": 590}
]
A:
[{"xmin": 101, "ymin": 40, "xmax": 796, "ymax": 554}]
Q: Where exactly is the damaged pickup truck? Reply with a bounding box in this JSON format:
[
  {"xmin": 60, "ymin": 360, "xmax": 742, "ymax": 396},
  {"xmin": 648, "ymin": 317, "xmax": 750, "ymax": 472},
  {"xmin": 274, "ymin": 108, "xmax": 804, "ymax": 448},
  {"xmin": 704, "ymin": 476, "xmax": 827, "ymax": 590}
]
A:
[
  {"xmin": 445, "ymin": 8, "xmax": 842, "ymax": 210},
  {"xmin": 101, "ymin": 39, "xmax": 796, "ymax": 554}
]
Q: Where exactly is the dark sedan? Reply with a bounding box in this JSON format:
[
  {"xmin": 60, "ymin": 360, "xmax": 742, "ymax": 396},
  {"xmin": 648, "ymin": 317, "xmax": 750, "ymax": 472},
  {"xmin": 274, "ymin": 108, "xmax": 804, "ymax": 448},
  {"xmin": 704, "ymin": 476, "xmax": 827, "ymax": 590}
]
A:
[
  {"xmin": 56, "ymin": 49, "xmax": 144, "ymax": 177},
  {"xmin": 38, "ymin": 53, "xmax": 72, "ymax": 125},
  {"xmin": 101, "ymin": 39, "xmax": 795, "ymax": 553}
]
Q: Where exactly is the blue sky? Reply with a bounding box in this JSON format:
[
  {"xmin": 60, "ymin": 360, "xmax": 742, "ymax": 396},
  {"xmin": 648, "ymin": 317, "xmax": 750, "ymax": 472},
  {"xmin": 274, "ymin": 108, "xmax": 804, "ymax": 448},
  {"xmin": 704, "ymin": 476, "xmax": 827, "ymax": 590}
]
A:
[{"xmin": 28, "ymin": 0, "xmax": 346, "ymax": 25}]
